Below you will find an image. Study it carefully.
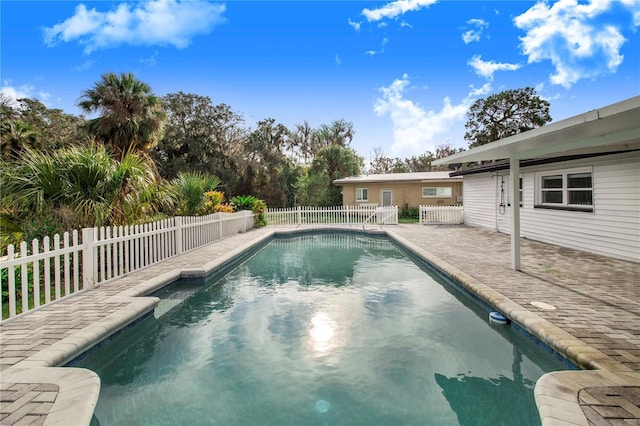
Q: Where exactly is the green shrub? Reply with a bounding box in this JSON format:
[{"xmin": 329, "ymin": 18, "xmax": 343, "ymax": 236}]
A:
[
  {"xmin": 400, "ymin": 206, "xmax": 419, "ymax": 219},
  {"xmin": 252, "ymin": 199, "xmax": 268, "ymax": 227},
  {"xmin": 230, "ymin": 195, "xmax": 258, "ymax": 211}
]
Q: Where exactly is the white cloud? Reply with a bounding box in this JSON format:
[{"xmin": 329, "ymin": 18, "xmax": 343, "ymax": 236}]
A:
[
  {"xmin": 348, "ymin": 18, "xmax": 361, "ymax": 32},
  {"xmin": 335, "ymin": 54, "xmax": 342, "ymax": 66},
  {"xmin": 43, "ymin": 0, "xmax": 226, "ymax": 54},
  {"xmin": 373, "ymin": 74, "xmax": 491, "ymax": 157},
  {"xmin": 461, "ymin": 18, "xmax": 488, "ymax": 44},
  {"xmin": 514, "ymin": 0, "xmax": 639, "ymax": 88},
  {"xmin": 1, "ymin": 83, "xmax": 52, "ymax": 107},
  {"xmin": 140, "ymin": 51, "xmax": 159, "ymax": 67},
  {"xmin": 1, "ymin": 84, "xmax": 35, "ymax": 107},
  {"xmin": 365, "ymin": 38, "xmax": 388, "ymax": 56},
  {"xmin": 468, "ymin": 55, "xmax": 521, "ymax": 80},
  {"xmin": 362, "ymin": 0, "xmax": 437, "ymax": 22},
  {"xmin": 74, "ymin": 59, "xmax": 95, "ymax": 72}
]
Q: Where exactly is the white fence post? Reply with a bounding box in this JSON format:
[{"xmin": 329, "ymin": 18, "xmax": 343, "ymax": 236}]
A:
[
  {"xmin": 82, "ymin": 227, "xmax": 95, "ymax": 289},
  {"xmin": 175, "ymin": 216, "xmax": 183, "ymax": 255}
]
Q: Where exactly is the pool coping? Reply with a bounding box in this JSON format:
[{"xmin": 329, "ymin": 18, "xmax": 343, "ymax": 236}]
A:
[{"xmin": 2, "ymin": 226, "xmax": 637, "ymax": 425}]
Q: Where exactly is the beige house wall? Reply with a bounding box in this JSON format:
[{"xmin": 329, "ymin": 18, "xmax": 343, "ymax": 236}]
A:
[{"xmin": 340, "ymin": 181, "xmax": 463, "ymax": 207}]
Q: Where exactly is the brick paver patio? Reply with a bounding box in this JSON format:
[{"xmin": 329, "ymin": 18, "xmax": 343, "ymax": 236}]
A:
[{"xmin": 0, "ymin": 224, "xmax": 638, "ymax": 425}]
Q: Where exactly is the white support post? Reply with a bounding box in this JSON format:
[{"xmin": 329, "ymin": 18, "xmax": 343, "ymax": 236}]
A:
[
  {"xmin": 82, "ymin": 228, "xmax": 96, "ymax": 289},
  {"xmin": 297, "ymin": 205, "xmax": 302, "ymax": 225},
  {"xmin": 510, "ymin": 156, "xmax": 521, "ymax": 271},
  {"xmin": 175, "ymin": 216, "xmax": 183, "ymax": 255}
]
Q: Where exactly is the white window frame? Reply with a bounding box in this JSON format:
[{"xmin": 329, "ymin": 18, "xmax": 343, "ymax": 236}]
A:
[
  {"xmin": 535, "ymin": 167, "xmax": 593, "ymax": 211},
  {"xmin": 356, "ymin": 187, "xmax": 368, "ymax": 202},
  {"xmin": 507, "ymin": 175, "xmax": 523, "ymax": 207},
  {"xmin": 422, "ymin": 186, "xmax": 452, "ymax": 198}
]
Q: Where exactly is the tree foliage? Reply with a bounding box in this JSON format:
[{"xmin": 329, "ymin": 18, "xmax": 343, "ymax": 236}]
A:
[
  {"xmin": 0, "ymin": 97, "xmax": 87, "ymax": 157},
  {"xmin": 464, "ymin": 87, "xmax": 551, "ymax": 149},
  {"xmin": 152, "ymin": 92, "xmax": 245, "ymax": 187},
  {"xmin": 299, "ymin": 144, "xmax": 361, "ymax": 206},
  {"xmin": 79, "ymin": 72, "xmax": 166, "ymax": 158},
  {"xmin": 368, "ymin": 144, "xmax": 464, "ymax": 174},
  {"xmin": 15, "ymin": 98, "xmax": 88, "ymax": 151}
]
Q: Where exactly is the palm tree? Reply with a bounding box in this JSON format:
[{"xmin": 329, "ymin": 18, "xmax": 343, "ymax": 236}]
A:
[
  {"xmin": 0, "ymin": 120, "xmax": 38, "ymax": 157},
  {"xmin": 78, "ymin": 72, "xmax": 166, "ymax": 159}
]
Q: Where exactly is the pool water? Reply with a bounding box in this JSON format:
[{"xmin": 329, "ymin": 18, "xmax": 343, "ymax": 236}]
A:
[{"xmin": 77, "ymin": 234, "xmax": 567, "ymax": 425}]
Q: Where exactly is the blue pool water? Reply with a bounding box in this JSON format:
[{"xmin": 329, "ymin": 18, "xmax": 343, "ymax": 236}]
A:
[{"xmin": 76, "ymin": 234, "xmax": 567, "ymax": 425}]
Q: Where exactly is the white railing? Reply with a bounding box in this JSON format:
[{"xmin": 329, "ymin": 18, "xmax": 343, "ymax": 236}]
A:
[
  {"xmin": 266, "ymin": 205, "xmax": 398, "ymax": 226},
  {"xmin": 419, "ymin": 205, "xmax": 464, "ymax": 224},
  {"xmin": 1, "ymin": 211, "xmax": 255, "ymax": 321}
]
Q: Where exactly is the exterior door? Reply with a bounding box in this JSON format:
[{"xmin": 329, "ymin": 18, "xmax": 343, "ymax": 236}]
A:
[{"xmin": 381, "ymin": 190, "xmax": 393, "ymax": 206}]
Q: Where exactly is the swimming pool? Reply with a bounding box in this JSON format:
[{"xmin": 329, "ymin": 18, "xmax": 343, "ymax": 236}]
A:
[{"xmin": 75, "ymin": 233, "xmax": 567, "ymax": 425}]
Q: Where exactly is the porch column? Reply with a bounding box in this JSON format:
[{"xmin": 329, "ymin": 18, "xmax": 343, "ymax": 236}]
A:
[{"xmin": 510, "ymin": 156, "xmax": 521, "ymax": 271}]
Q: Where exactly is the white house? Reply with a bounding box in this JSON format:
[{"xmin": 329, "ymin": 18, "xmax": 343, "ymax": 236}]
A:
[{"xmin": 434, "ymin": 96, "xmax": 640, "ymax": 268}]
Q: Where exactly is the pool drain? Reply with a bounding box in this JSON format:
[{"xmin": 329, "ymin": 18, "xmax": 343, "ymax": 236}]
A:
[{"xmin": 314, "ymin": 399, "xmax": 330, "ymax": 414}]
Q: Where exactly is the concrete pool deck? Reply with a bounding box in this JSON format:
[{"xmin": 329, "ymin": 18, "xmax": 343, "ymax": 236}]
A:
[{"xmin": 1, "ymin": 224, "xmax": 638, "ymax": 425}]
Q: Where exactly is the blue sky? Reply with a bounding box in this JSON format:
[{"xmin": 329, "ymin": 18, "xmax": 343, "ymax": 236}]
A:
[{"xmin": 2, "ymin": 0, "xmax": 639, "ymax": 161}]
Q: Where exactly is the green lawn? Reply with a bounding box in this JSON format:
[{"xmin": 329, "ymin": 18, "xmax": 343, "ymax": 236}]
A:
[{"xmin": 398, "ymin": 218, "xmax": 419, "ymax": 224}]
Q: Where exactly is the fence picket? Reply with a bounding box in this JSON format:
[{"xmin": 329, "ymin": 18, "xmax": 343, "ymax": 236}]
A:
[
  {"xmin": 73, "ymin": 231, "xmax": 80, "ymax": 293},
  {"xmin": 7, "ymin": 245, "xmax": 16, "ymax": 317},
  {"xmin": 43, "ymin": 237, "xmax": 51, "ymax": 304},
  {"xmin": 32, "ymin": 240, "xmax": 40, "ymax": 309},
  {"xmin": 107, "ymin": 228, "xmax": 114, "ymax": 283},
  {"xmin": 53, "ymin": 235, "xmax": 61, "ymax": 300}
]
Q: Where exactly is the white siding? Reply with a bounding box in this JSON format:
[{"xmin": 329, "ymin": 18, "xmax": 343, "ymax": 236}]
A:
[
  {"xmin": 463, "ymin": 151, "xmax": 640, "ymax": 263},
  {"xmin": 462, "ymin": 175, "xmax": 497, "ymax": 229}
]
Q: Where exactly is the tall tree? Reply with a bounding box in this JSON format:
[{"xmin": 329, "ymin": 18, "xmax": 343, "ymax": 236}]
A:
[
  {"xmin": 297, "ymin": 144, "xmax": 361, "ymax": 206},
  {"xmin": 152, "ymin": 92, "xmax": 246, "ymax": 193},
  {"xmin": 315, "ymin": 119, "xmax": 355, "ymax": 149},
  {"xmin": 78, "ymin": 72, "xmax": 165, "ymax": 158},
  {"xmin": 17, "ymin": 98, "xmax": 87, "ymax": 152},
  {"xmin": 464, "ymin": 87, "xmax": 551, "ymax": 149},
  {"xmin": 288, "ymin": 121, "xmax": 314, "ymax": 164},
  {"xmin": 243, "ymin": 118, "xmax": 291, "ymax": 206}
]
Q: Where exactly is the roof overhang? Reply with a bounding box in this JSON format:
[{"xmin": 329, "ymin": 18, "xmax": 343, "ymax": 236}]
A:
[{"xmin": 433, "ymin": 96, "xmax": 640, "ymax": 165}]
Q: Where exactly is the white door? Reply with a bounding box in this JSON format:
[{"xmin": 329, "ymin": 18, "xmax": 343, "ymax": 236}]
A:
[{"xmin": 381, "ymin": 190, "xmax": 393, "ymax": 206}]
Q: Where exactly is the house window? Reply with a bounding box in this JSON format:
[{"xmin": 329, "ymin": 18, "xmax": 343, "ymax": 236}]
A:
[
  {"xmin": 422, "ymin": 187, "xmax": 452, "ymax": 198},
  {"xmin": 536, "ymin": 169, "xmax": 593, "ymax": 211},
  {"xmin": 356, "ymin": 188, "xmax": 368, "ymax": 202}
]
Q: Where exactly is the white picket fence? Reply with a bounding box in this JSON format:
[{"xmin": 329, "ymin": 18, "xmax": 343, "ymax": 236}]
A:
[
  {"xmin": 266, "ymin": 205, "xmax": 398, "ymax": 226},
  {"xmin": 0, "ymin": 211, "xmax": 254, "ymax": 321},
  {"xmin": 419, "ymin": 205, "xmax": 464, "ymax": 224}
]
